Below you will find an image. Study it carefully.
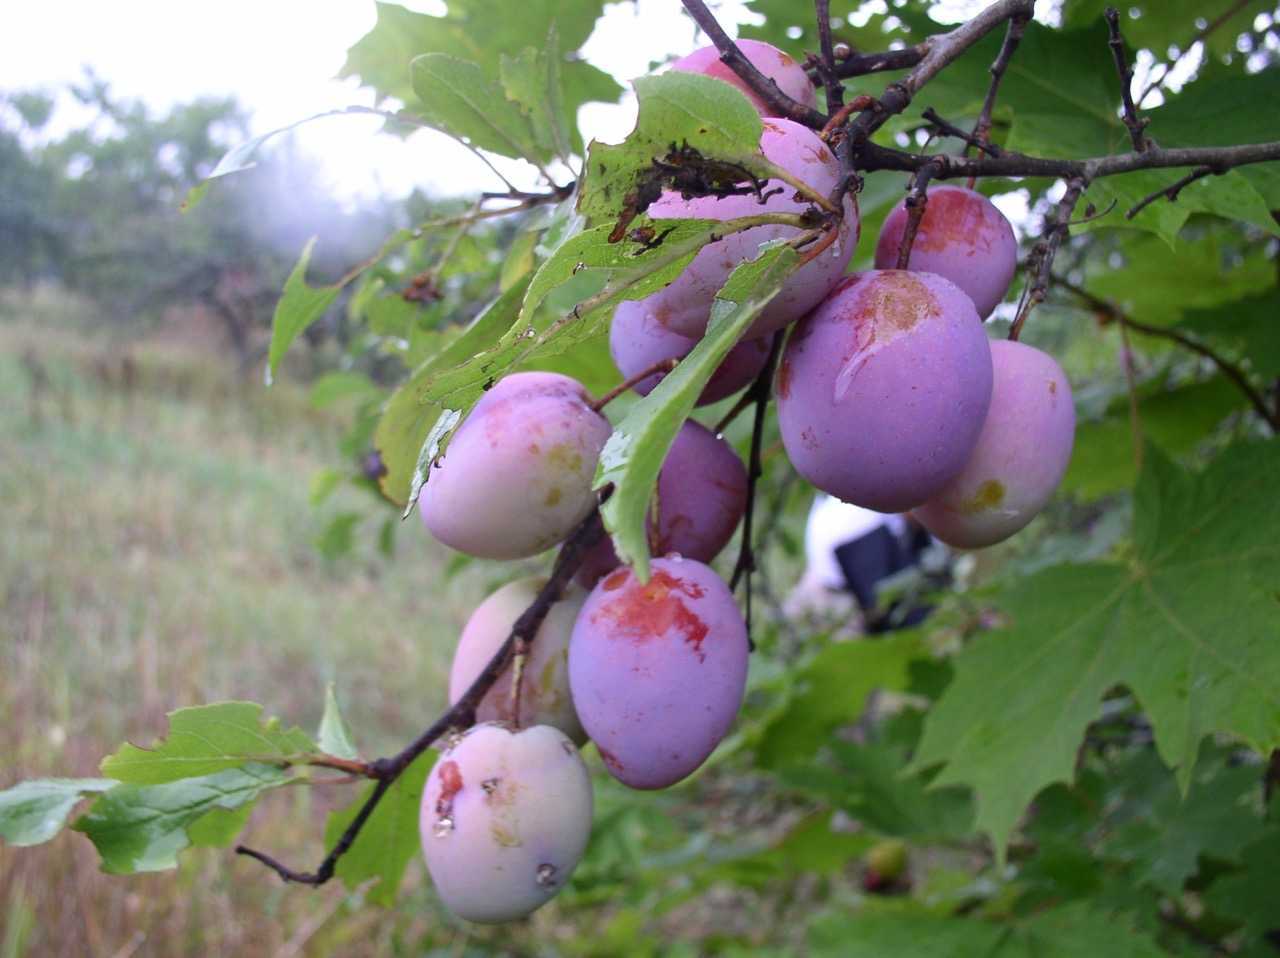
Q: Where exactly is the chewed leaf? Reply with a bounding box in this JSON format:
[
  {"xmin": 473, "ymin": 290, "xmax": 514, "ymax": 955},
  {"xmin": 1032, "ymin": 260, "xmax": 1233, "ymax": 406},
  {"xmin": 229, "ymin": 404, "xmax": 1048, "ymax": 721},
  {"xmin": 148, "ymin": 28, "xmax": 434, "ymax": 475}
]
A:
[{"xmin": 0, "ymin": 778, "xmax": 117, "ymax": 847}]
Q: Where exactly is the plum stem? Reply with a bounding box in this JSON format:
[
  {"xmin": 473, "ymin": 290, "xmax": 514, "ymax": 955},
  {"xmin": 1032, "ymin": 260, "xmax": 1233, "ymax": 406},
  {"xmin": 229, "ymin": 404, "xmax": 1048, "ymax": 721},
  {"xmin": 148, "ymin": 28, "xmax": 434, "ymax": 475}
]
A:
[
  {"xmin": 894, "ymin": 160, "xmax": 943, "ymax": 271},
  {"xmin": 1009, "ymin": 177, "xmax": 1085, "ymax": 342},
  {"xmin": 236, "ymin": 507, "xmax": 607, "ymax": 887},
  {"xmin": 590, "ymin": 359, "xmax": 680, "ymax": 411}
]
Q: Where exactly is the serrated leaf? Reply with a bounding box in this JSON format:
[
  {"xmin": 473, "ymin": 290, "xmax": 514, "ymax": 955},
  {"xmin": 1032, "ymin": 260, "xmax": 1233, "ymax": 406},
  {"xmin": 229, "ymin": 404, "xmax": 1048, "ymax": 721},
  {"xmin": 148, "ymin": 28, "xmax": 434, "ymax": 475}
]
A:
[
  {"xmin": 1063, "ymin": 1, "xmax": 1266, "ymax": 59},
  {"xmin": 411, "ymin": 53, "xmax": 546, "ymax": 163},
  {"xmin": 500, "ymin": 27, "xmax": 571, "ymax": 163},
  {"xmin": 579, "ymin": 72, "xmax": 813, "ymax": 225},
  {"xmin": 1084, "ymin": 170, "xmax": 1279, "ymax": 245},
  {"xmin": 1101, "ymin": 746, "xmax": 1266, "ymax": 894},
  {"xmin": 596, "ymin": 243, "xmax": 800, "ymax": 579},
  {"xmin": 317, "ymin": 684, "xmax": 359, "ymax": 761},
  {"xmin": 0, "ymin": 779, "xmax": 117, "ymax": 847},
  {"xmin": 912, "ymin": 442, "xmax": 1280, "ymax": 854},
  {"xmin": 73, "ymin": 764, "xmax": 292, "ymax": 874},
  {"xmin": 267, "ymin": 239, "xmax": 343, "ymax": 382},
  {"xmin": 324, "ymin": 752, "xmax": 434, "ymax": 906},
  {"xmin": 100, "ymin": 702, "xmax": 316, "ymax": 785},
  {"xmin": 374, "ymin": 275, "xmax": 532, "ymax": 508},
  {"xmin": 1204, "ymin": 830, "xmax": 1280, "ymax": 945},
  {"xmin": 1179, "ymin": 289, "xmax": 1280, "ymax": 380}
]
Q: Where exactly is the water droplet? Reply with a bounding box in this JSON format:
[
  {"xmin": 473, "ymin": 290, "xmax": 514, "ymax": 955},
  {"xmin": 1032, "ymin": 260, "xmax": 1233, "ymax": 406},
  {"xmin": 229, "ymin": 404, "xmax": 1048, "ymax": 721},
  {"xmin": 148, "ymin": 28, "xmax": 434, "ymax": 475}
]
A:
[
  {"xmin": 433, "ymin": 816, "xmax": 455, "ymax": 838},
  {"xmin": 536, "ymin": 863, "xmax": 558, "ymax": 887},
  {"xmin": 524, "ymin": 328, "xmax": 537, "ymax": 339},
  {"xmin": 668, "ymin": 552, "xmax": 684, "ymax": 562}
]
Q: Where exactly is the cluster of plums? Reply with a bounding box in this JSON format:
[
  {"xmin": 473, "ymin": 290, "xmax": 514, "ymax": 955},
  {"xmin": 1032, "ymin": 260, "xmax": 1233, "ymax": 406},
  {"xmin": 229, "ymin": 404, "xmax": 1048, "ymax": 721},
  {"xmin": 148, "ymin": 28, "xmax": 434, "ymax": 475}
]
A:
[{"xmin": 413, "ymin": 38, "xmax": 1075, "ymax": 925}]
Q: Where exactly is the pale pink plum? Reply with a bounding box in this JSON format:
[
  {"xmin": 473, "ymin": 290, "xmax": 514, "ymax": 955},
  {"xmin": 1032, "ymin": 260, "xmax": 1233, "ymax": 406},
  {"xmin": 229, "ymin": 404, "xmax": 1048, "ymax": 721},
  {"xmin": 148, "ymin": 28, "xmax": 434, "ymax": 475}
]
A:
[
  {"xmin": 874, "ymin": 185, "xmax": 1017, "ymax": 319},
  {"xmin": 448, "ymin": 578, "xmax": 587, "ymax": 744},
  {"xmin": 419, "ymin": 373, "xmax": 611, "ymax": 560},
  {"xmin": 568, "ymin": 557, "xmax": 748, "ymax": 789},
  {"xmin": 669, "ymin": 40, "xmax": 817, "ymax": 115},
  {"xmin": 914, "ymin": 340, "xmax": 1075, "ymax": 548},
  {"xmin": 610, "ymin": 299, "xmax": 770, "ymax": 405},
  {"xmin": 776, "ymin": 270, "xmax": 993, "ymax": 512},
  {"xmin": 634, "ymin": 118, "xmax": 859, "ymax": 341},
  {"xmin": 575, "ymin": 421, "xmax": 748, "ymax": 586},
  {"xmin": 420, "ymin": 723, "xmax": 592, "ymax": 924}
]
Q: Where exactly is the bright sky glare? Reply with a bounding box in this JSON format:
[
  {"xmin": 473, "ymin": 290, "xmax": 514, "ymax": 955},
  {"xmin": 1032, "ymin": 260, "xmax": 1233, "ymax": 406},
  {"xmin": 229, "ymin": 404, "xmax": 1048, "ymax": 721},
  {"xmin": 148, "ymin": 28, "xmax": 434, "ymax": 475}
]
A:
[{"xmin": 2, "ymin": 1, "xmax": 1063, "ymax": 202}]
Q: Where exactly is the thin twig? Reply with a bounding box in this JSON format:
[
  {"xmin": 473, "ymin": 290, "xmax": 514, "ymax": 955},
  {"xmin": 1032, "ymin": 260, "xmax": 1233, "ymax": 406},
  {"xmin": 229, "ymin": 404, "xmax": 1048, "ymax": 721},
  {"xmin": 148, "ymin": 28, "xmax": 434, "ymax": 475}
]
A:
[
  {"xmin": 895, "ymin": 160, "xmax": 943, "ymax": 270},
  {"xmin": 814, "ymin": 0, "xmax": 844, "ymax": 115},
  {"xmin": 679, "ymin": 0, "xmax": 827, "ymax": 128},
  {"xmin": 590, "ymin": 358, "xmax": 681, "ymax": 411},
  {"xmin": 832, "ymin": 46, "xmax": 926, "ymax": 78},
  {"xmin": 1104, "ymin": 8, "xmax": 1149, "ymax": 152},
  {"xmin": 1137, "ymin": 0, "xmax": 1255, "ymax": 106},
  {"xmin": 236, "ymin": 508, "xmax": 606, "ymax": 886},
  {"xmin": 922, "ymin": 108, "xmax": 1003, "ymax": 156},
  {"xmin": 1053, "ymin": 274, "xmax": 1280, "ymax": 434},
  {"xmin": 730, "ymin": 330, "xmax": 786, "ymax": 651},
  {"xmin": 966, "ymin": 15, "xmax": 1028, "ymax": 162},
  {"xmin": 1009, "ymin": 177, "xmax": 1086, "ymax": 341},
  {"xmin": 1125, "ymin": 165, "xmax": 1220, "ymax": 218}
]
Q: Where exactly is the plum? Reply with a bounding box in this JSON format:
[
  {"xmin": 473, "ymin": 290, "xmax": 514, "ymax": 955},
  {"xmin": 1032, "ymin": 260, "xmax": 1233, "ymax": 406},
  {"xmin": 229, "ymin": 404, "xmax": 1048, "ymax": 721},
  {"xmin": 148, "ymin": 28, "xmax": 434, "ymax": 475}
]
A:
[
  {"xmin": 569, "ymin": 557, "xmax": 748, "ymax": 789},
  {"xmin": 874, "ymin": 184, "xmax": 1017, "ymax": 319},
  {"xmin": 419, "ymin": 372, "xmax": 611, "ymax": 560},
  {"xmin": 610, "ymin": 299, "xmax": 770, "ymax": 405},
  {"xmin": 576, "ymin": 420, "xmax": 748, "ymax": 586},
  {"xmin": 449, "ymin": 578, "xmax": 587, "ymax": 744},
  {"xmin": 913, "ymin": 340, "xmax": 1075, "ymax": 548},
  {"xmin": 670, "ymin": 39, "xmax": 817, "ymax": 115},
  {"xmin": 776, "ymin": 270, "xmax": 993, "ymax": 512},
  {"xmin": 632, "ymin": 118, "xmax": 859, "ymax": 341},
  {"xmin": 420, "ymin": 723, "xmax": 593, "ymax": 924}
]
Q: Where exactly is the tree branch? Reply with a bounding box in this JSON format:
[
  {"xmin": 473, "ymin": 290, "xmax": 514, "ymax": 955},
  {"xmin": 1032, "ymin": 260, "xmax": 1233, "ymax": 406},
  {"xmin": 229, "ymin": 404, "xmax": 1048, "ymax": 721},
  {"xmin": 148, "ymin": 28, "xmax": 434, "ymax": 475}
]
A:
[
  {"xmin": 1009, "ymin": 177, "xmax": 1085, "ymax": 341},
  {"xmin": 832, "ymin": 46, "xmax": 925, "ymax": 78},
  {"xmin": 679, "ymin": 0, "xmax": 827, "ymax": 128},
  {"xmin": 813, "ymin": 0, "xmax": 844, "ymax": 115},
  {"xmin": 922, "ymin": 108, "xmax": 1003, "ymax": 157},
  {"xmin": 236, "ymin": 507, "xmax": 606, "ymax": 886},
  {"xmin": 967, "ymin": 14, "xmax": 1028, "ymax": 159},
  {"xmin": 895, "ymin": 160, "xmax": 944, "ymax": 269},
  {"xmin": 1053, "ymin": 274, "xmax": 1280, "ymax": 434},
  {"xmin": 1104, "ymin": 7, "xmax": 1149, "ymax": 152},
  {"xmin": 1125, "ymin": 165, "xmax": 1221, "ymax": 218}
]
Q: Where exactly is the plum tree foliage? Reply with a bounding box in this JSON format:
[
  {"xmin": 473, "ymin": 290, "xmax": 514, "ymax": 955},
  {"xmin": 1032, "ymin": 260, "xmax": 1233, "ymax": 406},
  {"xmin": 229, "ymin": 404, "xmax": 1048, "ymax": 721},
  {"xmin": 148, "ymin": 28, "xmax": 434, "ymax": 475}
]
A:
[{"xmin": 4, "ymin": 0, "xmax": 1280, "ymax": 951}]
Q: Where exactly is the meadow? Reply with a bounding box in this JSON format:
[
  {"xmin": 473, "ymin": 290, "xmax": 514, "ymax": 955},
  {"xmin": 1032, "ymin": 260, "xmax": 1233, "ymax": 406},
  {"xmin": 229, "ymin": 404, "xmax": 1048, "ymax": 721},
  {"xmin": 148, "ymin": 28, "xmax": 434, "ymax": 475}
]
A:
[{"xmin": 0, "ymin": 295, "xmax": 511, "ymax": 955}]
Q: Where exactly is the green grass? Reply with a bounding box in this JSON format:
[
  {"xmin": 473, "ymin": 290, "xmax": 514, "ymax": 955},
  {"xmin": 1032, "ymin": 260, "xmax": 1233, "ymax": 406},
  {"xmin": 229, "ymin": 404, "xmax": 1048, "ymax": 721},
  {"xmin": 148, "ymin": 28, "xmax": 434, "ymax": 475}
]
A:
[{"xmin": 0, "ymin": 315, "xmax": 513, "ymax": 955}]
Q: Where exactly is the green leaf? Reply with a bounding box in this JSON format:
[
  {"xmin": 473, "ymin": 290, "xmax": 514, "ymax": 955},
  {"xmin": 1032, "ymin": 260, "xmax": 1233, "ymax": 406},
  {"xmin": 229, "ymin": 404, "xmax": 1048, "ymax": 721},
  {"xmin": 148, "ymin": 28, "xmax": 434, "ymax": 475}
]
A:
[
  {"xmin": 1084, "ymin": 170, "xmax": 1279, "ymax": 245},
  {"xmin": 266, "ymin": 239, "xmax": 343, "ymax": 383},
  {"xmin": 0, "ymin": 779, "xmax": 116, "ymax": 847},
  {"xmin": 753, "ymin": 632, "xmax": 925, "ymax": 769},
  {"xmin": 317, "ymin": 684, "xmax": 360, "ymax": 761},
  {"xmin": 310, "ymin": 371, "xmax": 380, "ymax": 409},
  {"xmin": 1061, "ymin": 376, "xmax": 1247, "ymax": 501},
  {"xmin": 500, "ymin": 27, "xmax": 571, "ymax": 163},
  {"xmin": 316, "ymin": 511, "xmax": 362, "ymax": 560},
  {"xmin": 1063, "ymin": 1, "xmax": 1266, "ymax": 59},
  {"xmin": 597, "ymin": 243, "xmax": 801, "ymax": 579},
  {"xmin": 373, "ymin": 275, "xmax": 532, "ymax": 508},
  {"xmin": 1205, "ymin": 830, "xmax": 1280, "ymax": 945},
  {"xmin": 1101, "ymin": 746, "xmax": 1267, "ymax": 894},
  {"xmin": 579, "ymin": 72, "xmax": 801, "ymax": 225},
  {"xmin": 324, "ymin": 752, "xmax": 434, "ymax": 906},
  {"xmin": 912, "ymin": 442, "xmax": 1280, "ymax": 854},
  {"xmin": 411, "ymin": 54, "xmax": 546, "ymax": 163},
  {"xmin": 1179, "ymin": 289, "xmax": 1280, "ymax": 380},
  {"xmin": 100, "ymin": 702, "xmax": 316, "ymax": 785},
  {"xmin": 73, "ymin": 764, "xmax": 292, "ymax": 874},
  {"xmin": 810, "ymin": 903, "xmax": 1166, "ymax": 958}
]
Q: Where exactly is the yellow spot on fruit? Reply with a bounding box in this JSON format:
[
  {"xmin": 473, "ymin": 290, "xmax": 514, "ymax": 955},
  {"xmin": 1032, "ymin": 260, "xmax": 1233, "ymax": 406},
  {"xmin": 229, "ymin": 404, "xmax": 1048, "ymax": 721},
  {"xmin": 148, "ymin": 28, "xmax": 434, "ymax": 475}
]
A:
[
  {"xmin": 960, "ymin": 479, "xmax": 1005, "ymax": 514},
  {"xmin": 544, "ymin": 487, "xmax": 562, "ymax": 507}
]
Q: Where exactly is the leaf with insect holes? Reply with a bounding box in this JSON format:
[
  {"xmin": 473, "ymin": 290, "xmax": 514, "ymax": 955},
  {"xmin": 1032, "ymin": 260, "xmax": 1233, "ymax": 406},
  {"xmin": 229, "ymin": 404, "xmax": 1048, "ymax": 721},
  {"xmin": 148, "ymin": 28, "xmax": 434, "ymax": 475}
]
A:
[
  {"xmin": 73, "ymin": 764, "xmax": 293, "ymax": 874},
  {"xmin": 911, "ymin": 442, "xmax": 1280, "ymax": 856},
  {"xmin": 323, "ymin": 752, "xmax": 434, "ymax": 906},
  {"xmin": 500, "ymin": 27, "xmax": 572, "ymax": 163},
  {"xmin": 597, "ymin": 242, "xmax": 800, "ymax": 579},
  {"xmin": 0, "ymin": 778, "xmax": 117, "ymax": 847},
  {"xmin": 100, "ymin": 701, "xmax": 316, "ymax": 785},
  {"xmin": 578, "ymin": 72, "xmax": 822, "ymax": 227}
]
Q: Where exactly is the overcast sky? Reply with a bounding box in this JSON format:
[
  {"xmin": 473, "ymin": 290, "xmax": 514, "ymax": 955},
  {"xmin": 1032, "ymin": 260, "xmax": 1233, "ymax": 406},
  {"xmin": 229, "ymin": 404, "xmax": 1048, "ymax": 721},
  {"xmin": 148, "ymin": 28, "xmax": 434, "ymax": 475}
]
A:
[{"xmin": 2, "ymin": 1, "xmax": 1059, "ymax": 200}]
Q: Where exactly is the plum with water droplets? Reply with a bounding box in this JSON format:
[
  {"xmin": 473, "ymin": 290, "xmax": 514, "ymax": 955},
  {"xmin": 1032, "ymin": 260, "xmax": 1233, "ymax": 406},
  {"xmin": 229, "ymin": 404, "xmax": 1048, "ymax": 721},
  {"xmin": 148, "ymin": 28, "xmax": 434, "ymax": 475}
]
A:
[
  {"xmin": 419, "ymin": 372, "xmax": 611, "ymax": 560},
  {"xmin": 569, "ymin": 557, "xmax": 748, "ymax": 789},
  {"xmin": 419, "ymin": 723, "xmax": 592, "ymax": 924},
  {"xmin": 449, "ymin": 578, "xmax": 587, "ymax": 744},
  {"xmin": 913, "ymin": 340, "xmax": 1075, "ymax": 548},
  {"xmin": 874, "ymin": 185, "xmax": 1017, "ymax": 319},
  {"xmin": 776, "ymin": 270, "xmax": 993, "ymax": 512}
]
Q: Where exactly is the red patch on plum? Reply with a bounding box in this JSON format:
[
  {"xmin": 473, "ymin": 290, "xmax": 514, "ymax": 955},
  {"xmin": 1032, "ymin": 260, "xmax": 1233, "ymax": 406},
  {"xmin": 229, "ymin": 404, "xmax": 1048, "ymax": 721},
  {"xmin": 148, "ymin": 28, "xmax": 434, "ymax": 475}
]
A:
[
  {"xmin": 436, "ymin": 760, "xmax": 464, "ymax": 817},
  {"xmin": 596, "ymin": 570, "xmax": 710, "ymax": 661}
]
